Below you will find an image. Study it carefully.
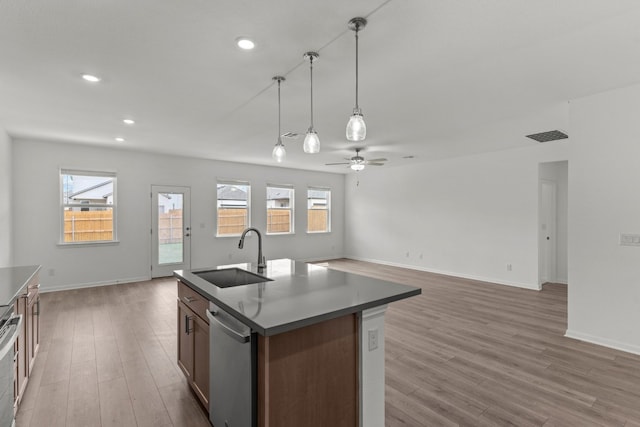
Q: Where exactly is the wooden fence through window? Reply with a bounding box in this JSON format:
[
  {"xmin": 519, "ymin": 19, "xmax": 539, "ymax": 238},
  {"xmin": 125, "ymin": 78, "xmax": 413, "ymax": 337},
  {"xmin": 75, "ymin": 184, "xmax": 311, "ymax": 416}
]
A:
[
  {"xmin": 63, "ymin": 210, "xmax": 113, "ymax": 242},
  {"xmin": 217, "ymin": 208, "xmax": 328, "ymax": 234}
]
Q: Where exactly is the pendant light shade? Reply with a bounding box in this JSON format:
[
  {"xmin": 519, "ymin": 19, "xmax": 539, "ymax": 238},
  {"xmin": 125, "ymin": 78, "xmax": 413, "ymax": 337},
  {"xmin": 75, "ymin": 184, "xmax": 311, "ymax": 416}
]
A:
[
  {"xmin": 272, "ymin": 139, "xmax": 286, "ymax": 162},
  {"xmin": 303, "ymin": 52, "xmax": 320, "ymax": 154},
  {"xmin": 346, "ymin": 109, "xmax": 366, "ymax": 141},
  {"xmin": 303, "ymin": 129, "xmax": 320, "ymax": 154},
  {"xmin": 346, "ymin": 17, "xmax": 367, "ymax": 142},
  {"xmin": 271, "ymin": 76, "xmax": 286, "ymax": 163}
]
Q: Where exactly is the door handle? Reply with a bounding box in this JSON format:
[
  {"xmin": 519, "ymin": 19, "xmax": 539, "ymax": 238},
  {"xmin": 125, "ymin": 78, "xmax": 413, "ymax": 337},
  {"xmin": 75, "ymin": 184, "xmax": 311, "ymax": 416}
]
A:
[{"xmin": 185, "ymin": 315, "xmax": 194, "ymax": 335}]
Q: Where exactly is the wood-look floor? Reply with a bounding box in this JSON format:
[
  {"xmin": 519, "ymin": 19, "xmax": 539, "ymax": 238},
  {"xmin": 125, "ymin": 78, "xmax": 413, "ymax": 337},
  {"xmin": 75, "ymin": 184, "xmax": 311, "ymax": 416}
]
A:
[
  {"xmin": 16, "ymin": 259, "xmax": 640, "ymax": 426},
  {"xmin": 320, "ymin": 259, "xmax": 640, "ymax": 427}
]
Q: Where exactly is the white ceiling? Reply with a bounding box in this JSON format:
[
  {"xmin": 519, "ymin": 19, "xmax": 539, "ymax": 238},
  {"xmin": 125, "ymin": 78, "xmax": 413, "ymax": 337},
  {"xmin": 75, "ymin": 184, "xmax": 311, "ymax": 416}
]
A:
[{"xmin": 2, "ymin": 0, "xmax": 640, "ymax": 173}]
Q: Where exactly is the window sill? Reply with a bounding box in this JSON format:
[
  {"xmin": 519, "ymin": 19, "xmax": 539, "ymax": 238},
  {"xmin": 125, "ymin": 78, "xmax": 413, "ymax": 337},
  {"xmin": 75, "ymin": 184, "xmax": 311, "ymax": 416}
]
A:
[
  {"xmin": 57, "ymin": 240, "xmax": 120, "ymax": 248},
  {"xmin": 306, "ymin": 231, "xmax": 331, "ymax": 234}
]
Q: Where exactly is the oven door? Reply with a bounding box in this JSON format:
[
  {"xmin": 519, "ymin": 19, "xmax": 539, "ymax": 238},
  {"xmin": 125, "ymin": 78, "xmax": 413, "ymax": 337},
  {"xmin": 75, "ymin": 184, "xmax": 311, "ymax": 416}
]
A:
[{"xmin": 0, "ymin": 315, "xmax": 22, "ymax": 427}]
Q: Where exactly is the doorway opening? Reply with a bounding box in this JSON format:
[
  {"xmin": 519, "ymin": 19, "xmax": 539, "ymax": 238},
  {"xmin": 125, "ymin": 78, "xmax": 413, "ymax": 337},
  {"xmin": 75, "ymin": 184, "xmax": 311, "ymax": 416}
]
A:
[{"xmin": 538, "ymin": 161, "xmax": 568, "ymax": 288}]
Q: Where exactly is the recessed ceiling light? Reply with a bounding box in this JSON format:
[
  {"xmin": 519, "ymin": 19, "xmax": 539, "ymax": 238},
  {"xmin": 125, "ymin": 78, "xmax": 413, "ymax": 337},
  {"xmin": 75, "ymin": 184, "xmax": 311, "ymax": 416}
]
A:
[
  {"xmin": 115, "ymin": 137, "xmax": 125, "ymax": 142},
  {"xmin": 81, "ymin": 74, "xmax": 101, "ymax": 83},
  {"xmin": 123, "ymin": 119, "xmax": 135, "ymax": 125},
  {"xmin": 236, "ymin": 37, "xmax": 255, "ymax": 50}
]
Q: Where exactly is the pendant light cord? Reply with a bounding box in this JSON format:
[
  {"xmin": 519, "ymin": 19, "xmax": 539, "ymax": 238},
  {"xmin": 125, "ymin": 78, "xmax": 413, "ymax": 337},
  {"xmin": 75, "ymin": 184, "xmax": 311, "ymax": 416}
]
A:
[
  {"xmin": 277, "ymin": 78, "xmax": 282, "ymax": 141},
  {"xmin": 310, "ymin": 56, "xmax": 314, "ymax": 128},
  {"xmin": 355, "ymin": 27, "xmax": 359, "ymax": 110}
]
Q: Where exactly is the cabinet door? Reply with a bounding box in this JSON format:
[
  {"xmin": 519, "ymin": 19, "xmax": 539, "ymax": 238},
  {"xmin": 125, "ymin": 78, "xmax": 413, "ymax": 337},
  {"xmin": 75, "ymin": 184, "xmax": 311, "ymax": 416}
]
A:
[
  {"xmin": 27, "ymin": 294, "xmax": 39, "ymax": 373},
  {"xmin": 14, "ymin": 296, "xmax": 27, "ymax": 404},
  {"xmin": 177, "ymin": 301, "xmax": 194, "ymax": 379},
  {"xmin": 192, "ymin": 314, "xmax": 209, "ymax": 407}
]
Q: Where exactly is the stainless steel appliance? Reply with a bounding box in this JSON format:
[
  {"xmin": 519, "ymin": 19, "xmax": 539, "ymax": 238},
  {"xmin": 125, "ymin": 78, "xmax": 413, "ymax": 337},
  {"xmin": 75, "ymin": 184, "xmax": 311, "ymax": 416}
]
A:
[
  {"xmin": 207, "ymin": 303, "xmax": 256, "ymax": 427},
  {"xmin": 0, "ymin": 306, "xmax": 22, "ymax": 427}
]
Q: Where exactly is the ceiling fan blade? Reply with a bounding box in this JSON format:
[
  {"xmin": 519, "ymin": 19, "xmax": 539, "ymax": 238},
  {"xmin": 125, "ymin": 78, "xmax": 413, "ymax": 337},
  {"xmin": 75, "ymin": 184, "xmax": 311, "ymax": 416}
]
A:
[
  {"xmin": 366, "ymin": 162, "xmax": 385, "ymax": 166},
  {"xmin": 325, "ymin": 162, "xmax": 351, "ymax": 166},
  {"xmin": 366, "ymin": 158, "xmax": 387, "ymax": 163}
]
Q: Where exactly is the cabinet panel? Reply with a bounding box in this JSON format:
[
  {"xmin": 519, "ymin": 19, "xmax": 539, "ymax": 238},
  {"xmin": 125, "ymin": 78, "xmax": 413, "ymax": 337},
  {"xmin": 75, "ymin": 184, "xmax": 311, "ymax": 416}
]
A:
[
  {"xmin": 192, "ymin": 314, "xmax": 209, "ymax": 407},
  {"xmin": 177, "ymin": 301, "xmax": 194, "ymax": 379},
  {"xmin": 176, "ymin": 292, "xmax": 210, "ymax": 410},
  {"xmin": 13, "ymin": 296, "xmax": 27, "ymax": 406},
  {"xmin": 258, "ymin": 314, "xmax": 358, "ymax": 427},
  {"xmin": 27, "ymin": 285, "xmax": 39, "ymax": 372},
  {"xmin": 178, "ymin": 281, "xmax": 208, "ymax": 320}
]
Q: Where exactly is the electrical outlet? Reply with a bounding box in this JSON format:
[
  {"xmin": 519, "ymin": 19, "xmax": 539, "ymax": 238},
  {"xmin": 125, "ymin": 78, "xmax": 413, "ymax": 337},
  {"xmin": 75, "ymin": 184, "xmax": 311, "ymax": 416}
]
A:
[
  {"xmin": 506, "ymin": 264, "xmax": 512, "ymax": 271},
  {"xmin": 48, "ymin": 268, "xmax": 55, "ymax": 276},
  {"xmin": 368, "ymin": 328, "xmax": 379, "ymax": 351},
  {"xmin": 405, "ymin": 251, "xmax": 410, "ymax": 258}
]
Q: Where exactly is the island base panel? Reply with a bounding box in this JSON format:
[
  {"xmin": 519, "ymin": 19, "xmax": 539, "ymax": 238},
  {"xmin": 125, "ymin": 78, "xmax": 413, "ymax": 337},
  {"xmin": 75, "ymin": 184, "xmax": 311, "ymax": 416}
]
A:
[{"xmin": 258, "ymin": 313, "xmax": 358, "ymax": 427}]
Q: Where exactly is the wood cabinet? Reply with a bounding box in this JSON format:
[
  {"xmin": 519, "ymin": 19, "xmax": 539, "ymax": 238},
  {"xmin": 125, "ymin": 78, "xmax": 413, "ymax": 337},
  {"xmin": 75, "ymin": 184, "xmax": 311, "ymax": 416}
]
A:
[
  {"xmin": 177, "ymin": 281, "xmax": 209, "ymax": 409},
  {"xmin": 14, "ymin": 271, "xmax": 40, "ymax": 409},
  {"xmin": 257, "ymin": 313, "xmax": 358, "ymax": 427}
]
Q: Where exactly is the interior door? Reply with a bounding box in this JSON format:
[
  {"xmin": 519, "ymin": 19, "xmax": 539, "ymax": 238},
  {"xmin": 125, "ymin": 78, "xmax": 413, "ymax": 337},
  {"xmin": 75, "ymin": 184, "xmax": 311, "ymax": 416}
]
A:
[
  {"xmin": 539, "ymin": 180, "xmax": 557, "ymax": 286},
  {"xmin": 151, "ymin": 185, "xmax": 191, "ymax": 278}
]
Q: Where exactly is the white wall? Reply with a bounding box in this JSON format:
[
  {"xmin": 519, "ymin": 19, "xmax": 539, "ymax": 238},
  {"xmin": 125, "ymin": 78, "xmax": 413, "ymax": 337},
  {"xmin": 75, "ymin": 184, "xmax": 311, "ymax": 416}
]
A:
[
  {"xmin": 0, "ymin": 128, "xmax": 12, "ymax": 267},
  {"xmin": 567, "ymin": 84, "xmax": 640, "ymax": 354},
  {"xmin": 12, "ymin": 138, "xmax": 345, "ymax": 290},
  {"xmin": 539, "ymin": 161, "xmax": 569, "ymax": 284},
  {"xmin": 345, "ymin": 142, "xmax": 569, "ymax": 290}
]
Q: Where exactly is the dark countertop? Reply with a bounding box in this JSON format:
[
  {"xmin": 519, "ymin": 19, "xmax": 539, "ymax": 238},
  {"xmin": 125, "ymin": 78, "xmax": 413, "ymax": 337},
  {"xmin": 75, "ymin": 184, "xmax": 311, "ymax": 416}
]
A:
[
  {"xmin": 175, "ymin": 259, "xmax": 421, "ymax": 336},
  {"xmin": 0, "ymin": 265, "xmax": 41, "ymax": 307}
]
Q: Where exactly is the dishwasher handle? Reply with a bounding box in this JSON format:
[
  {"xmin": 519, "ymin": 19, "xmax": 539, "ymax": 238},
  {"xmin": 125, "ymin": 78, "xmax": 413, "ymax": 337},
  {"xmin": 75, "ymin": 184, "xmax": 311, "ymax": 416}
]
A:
[
  {"xmin": 207, "ymin": 309, "xmax": 250, "ymax": 344},
  {"xmin": 0, "ymin": 315, "xmax": 22, "ymax": 361}
]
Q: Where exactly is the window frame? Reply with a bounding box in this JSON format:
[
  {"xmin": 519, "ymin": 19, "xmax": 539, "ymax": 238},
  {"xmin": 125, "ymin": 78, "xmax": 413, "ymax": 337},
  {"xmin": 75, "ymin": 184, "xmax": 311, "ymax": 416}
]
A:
[
  {"xmin": 266, "ymin": 184, "xmax": 295, "ymax": 235},
  {"xmin": 216, "ymin": 179, "xmax": 251, "ymax": 237},
  {"xmin": 59, "ymin": 169, "xmax": 118, "ymax": 245},
  {"xmin": 307, "ymin": 187, "xmax": 331, "ymax": 234}
]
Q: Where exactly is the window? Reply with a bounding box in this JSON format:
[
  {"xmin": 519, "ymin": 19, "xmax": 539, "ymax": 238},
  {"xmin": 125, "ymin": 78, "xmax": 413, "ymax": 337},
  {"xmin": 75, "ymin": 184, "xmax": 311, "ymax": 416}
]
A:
[
  {"xmin": 267, "ymin": 185, "xmax": 294, "ymax": 234},
  {"xmin": 217, "ymin": 180, "xmax": 250, "ymax": 236},
  {"xmin": 61, "ymin": 169, "xmax": 117, "ymax": 243},
  {"xmin": 307, "ymin": 187, "xmax": 331, "ymax": 233}
]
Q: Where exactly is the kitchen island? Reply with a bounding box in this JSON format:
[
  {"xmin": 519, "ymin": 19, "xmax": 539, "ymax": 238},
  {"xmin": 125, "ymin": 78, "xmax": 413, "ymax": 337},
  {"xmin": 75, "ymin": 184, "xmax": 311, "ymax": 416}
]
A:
[{"xmin": 175, "ymin": 259, "xmax": 421, "ymax": 427}]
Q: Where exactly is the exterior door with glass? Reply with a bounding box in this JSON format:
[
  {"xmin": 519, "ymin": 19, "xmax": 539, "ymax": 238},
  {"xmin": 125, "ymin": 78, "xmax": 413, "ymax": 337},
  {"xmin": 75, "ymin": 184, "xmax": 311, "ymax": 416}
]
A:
[{"xmin": 151, "ymin": 185, "xmax": 191, "ymax": 278}]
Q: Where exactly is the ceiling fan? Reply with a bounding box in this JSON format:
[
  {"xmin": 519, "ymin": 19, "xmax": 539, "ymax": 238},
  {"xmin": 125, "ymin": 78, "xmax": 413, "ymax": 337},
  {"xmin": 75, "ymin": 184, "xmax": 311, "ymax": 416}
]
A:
[{"xmin": 325, "ymin": 148, "xmax": 387, "ymax": 171}]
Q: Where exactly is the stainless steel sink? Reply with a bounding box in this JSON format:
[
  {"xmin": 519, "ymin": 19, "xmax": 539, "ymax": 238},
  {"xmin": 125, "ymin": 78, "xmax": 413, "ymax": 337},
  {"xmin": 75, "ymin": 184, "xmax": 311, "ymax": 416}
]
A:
[{"xmin": 194, "ymin": 268, "xmax": 272, "ymax": 288}]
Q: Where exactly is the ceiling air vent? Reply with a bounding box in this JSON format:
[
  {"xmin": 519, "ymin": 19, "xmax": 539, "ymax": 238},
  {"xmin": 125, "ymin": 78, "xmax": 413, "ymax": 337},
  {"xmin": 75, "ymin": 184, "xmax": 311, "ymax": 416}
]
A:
[{"xmin": 526, "ymin": 130, "xmax": 568, "ymax": 143}]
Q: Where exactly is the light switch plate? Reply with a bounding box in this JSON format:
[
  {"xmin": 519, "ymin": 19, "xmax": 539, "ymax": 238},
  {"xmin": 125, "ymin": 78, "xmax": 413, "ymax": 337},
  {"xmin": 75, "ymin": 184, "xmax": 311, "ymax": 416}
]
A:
[{"xmin": 620, "ymin": 233, "xmax": 640, "ymax": 246}]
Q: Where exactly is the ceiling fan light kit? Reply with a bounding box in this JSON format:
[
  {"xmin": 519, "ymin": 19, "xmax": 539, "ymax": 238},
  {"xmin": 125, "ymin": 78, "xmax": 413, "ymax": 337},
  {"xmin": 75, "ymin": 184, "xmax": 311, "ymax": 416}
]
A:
[
  {"xmin": 346, "ymin": 17, "xmax": 367, "ymax": 142},
  {"xmin": 271, "ymin": 76, "xmax": 287, "ymax": 163},
  {"xmin": 326, "ymin": 148, "xmax": 387, "ymax": 171}
]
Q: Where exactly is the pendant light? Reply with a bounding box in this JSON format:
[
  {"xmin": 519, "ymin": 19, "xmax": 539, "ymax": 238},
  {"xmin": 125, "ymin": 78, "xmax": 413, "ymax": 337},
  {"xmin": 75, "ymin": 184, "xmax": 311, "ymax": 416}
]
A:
[
  {"xmin": 272, "ymin": 76, "xmax": 286, "ymax": 163},
  {"xmin": 303, "ymin": 52, "xmax": 320, "ymax": 154},
  {"xmin": 346, "ymin": 17, "xmax": 367, "ymax": 142}
]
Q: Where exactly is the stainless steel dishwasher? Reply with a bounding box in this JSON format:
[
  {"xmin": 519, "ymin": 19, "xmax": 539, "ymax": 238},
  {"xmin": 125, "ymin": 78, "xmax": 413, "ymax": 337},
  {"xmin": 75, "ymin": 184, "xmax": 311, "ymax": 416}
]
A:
[{"xmin": 206, "ymin": 302, "xmax": 257, "ymax": 427}]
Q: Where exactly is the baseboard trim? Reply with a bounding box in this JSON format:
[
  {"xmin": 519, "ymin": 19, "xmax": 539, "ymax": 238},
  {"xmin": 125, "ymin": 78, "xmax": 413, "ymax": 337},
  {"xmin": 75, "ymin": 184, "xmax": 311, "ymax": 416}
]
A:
[
  {"xmin": 565, "ymin": 329, "xmax": 640, "ymax": 356},
  {"xmin": 40, "ymin": 275, "xmax": 151, "ymax": 293},
  {"xmin": 347, "ymin": 256, "xmax": 540, "ymax": 291}
]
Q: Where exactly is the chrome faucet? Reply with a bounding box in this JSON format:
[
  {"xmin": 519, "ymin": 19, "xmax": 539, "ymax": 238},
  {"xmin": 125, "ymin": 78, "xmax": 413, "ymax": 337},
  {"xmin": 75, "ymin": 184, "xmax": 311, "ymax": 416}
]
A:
[{"xmin": 238, "ymin": 227, "xmax": 266, "ymax": 271}]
